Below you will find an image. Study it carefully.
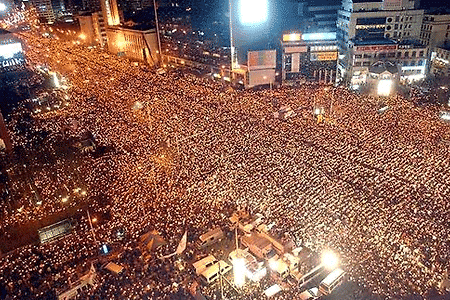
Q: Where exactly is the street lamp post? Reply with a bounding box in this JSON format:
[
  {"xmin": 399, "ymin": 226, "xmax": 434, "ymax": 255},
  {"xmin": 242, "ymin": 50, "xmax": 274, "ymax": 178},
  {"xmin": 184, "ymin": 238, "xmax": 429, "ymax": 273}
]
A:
[{"xmin": 152, "ymin": 0, "xmax": 162, "ymax": 65}]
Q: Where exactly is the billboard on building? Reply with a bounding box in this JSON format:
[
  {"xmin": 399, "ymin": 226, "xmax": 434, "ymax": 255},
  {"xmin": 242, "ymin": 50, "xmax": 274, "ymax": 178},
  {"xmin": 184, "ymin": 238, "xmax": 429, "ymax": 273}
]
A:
[
  {"xmin": 310, "ymin": 51, "xmax": 338, "ymax": 61},
  {"xmin": 248, "ymin": 68, "xmax": 276, "ymax": 87},
  {"xmin": 248, "ymin": 50, "xmax": 276, "ymax": 71},
  {"xmin": 285, "ymin": 46, "xmax": 307, "ymax": 53},
  {"xmin": 283, "ymin": 33, "xmax": 301, "ymax": 42},
  {"xmin": 0, "ymin": 42, "xmax": 22, "ymax": 59}
]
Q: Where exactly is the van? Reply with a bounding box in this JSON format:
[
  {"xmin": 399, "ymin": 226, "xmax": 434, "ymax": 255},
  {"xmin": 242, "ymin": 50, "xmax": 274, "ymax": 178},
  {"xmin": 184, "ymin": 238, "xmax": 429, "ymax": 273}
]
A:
[
  {"xmin": 198, "ymin": 227, "xmax": 224, "ymax": 248},
  {"xmin": 200, "ymin": 260, "xmax": 232, "ymax": 284},
  {"xmin": 283, "ymin": 253, "xmax": 300, "ymax": 272},
  {"xmin": 269, "ymin": 258, "xmax": 289, "ymax": 278},
  {"xmin": 193, "ymin": 255, "xmax": 218, "ymax": 275}
]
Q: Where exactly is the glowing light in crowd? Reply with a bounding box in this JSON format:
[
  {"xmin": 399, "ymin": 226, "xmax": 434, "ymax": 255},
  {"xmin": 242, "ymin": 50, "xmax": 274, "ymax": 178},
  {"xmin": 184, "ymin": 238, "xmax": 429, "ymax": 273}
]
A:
[
  {"xmin": 0, "ymin": 3, "xmax": 6, "ymax": 11},
  {"xmin": 377, "ymin": 79, "xmax": 392, "ymax": 97},
  {"xmin": 240, "ymin": 0, "xmax": 268, "ymax": 25},
  {"xmin": 321, "ymin": 250, "xmax": 338, "ymax": 270},
  {"xmin": 439, "ymin": 111, "xmax": 450, "ymax": 121},
  {"xmin": 53, "ymin": 72, "xmax": 60, "ymax": 88},
  {"xmin": 233, "ymin": 258, "xmax": 246, "ymax": 287}
]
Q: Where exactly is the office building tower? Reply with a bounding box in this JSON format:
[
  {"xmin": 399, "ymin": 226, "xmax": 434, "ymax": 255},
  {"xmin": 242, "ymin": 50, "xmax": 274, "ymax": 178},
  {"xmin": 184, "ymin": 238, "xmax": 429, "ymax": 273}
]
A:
[
  {"xmin": 100, "ymin": 0, "xmax": 120, "ymax": 26},
  {"xmin": 30, "ymin": 0, "xmax": 56, "ymax": 23}
]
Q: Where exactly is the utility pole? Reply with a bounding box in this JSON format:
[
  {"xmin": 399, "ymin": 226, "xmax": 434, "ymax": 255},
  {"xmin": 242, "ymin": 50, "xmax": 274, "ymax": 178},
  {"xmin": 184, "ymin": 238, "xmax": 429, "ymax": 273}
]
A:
[
  {"xmin": 229, "ymin": 0, "xmax": 236, "ymax": 71},
  {"xmin": 153, "ymin": 0, "xmax": 162, "ymax": 66}
]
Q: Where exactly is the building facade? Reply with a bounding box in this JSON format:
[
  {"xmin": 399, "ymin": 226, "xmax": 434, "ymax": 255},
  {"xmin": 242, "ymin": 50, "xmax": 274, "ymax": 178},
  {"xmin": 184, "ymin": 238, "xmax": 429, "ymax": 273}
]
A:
[
  {"xmin": 420, "ymin": 13, "xmax": 450, "ymax": 49},
  {"xmin": 281, "ymin": 32, "xmax": 338, "ymax": 84},
  {"xmin": 106, "ymin": 27, "xmax": 158, "ymax": 66},
  {"xmin": 430, "ymin": 46, "xmax": 450, "ymax": 77},
  {"xmin": 77, "ymin": 11, "xmax": 107, "ymax": 47},
  {"xmin": 100, "ymin": 0, "xmax": 120, "ymax": 26},
  {"xmin": 346, "ymin": 38, "xmax": 427, "ymax": 87},
  {"xmin": 337, "ymin": 0, "xmax": 424, "ymax": 83},
  {"xmin": 30, "ymin": 0, "xmax": 56, "ymax": 24}
]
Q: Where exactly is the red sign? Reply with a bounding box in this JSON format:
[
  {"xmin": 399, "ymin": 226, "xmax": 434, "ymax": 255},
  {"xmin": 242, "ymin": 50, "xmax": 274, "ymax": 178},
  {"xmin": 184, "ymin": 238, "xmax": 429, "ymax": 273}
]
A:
[{"xmin": 355, "ymin": 45, "xmax": 397, "ymax": 52}]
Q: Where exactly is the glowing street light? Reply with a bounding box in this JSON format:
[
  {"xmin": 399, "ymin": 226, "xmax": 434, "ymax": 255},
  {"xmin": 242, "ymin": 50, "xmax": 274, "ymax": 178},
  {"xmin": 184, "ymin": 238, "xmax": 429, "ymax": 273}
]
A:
[
  {"xmin": 321, "ymin": 250, "xmax": 338, "ymax": 270},
  {"xmin": 79, "ymin": 33, "xmax": 86, "ymax": 40},
  {"xmin": 239, "ymin": 0, "xmax": 268, "ymax": 25},
  {"xmin": 377, "ymin": 79, "xmax": 393, "ymax": 97},
  {"xmin": 233, "ymin": 258, "xmax": 246, "ymax": 288}
]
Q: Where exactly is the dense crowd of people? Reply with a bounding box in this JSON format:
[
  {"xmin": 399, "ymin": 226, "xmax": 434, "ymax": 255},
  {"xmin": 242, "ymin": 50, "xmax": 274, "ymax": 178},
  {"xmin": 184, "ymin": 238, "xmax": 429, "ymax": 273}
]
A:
[{"xmin": 0, "ymin": 30, "xmax": 449, "ymax": 300}]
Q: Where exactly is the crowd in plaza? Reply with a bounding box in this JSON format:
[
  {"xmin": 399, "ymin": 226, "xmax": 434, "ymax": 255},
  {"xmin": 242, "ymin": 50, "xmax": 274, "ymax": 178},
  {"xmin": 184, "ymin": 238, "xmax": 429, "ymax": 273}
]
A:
[{"xmin": 0, "ymin": 32, "xmax": 449, "ymax": 299}]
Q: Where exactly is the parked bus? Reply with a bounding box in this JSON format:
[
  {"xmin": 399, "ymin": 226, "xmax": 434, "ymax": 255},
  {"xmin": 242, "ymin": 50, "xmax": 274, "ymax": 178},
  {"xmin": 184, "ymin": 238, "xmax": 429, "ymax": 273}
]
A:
[
  {"xmin": 319, "ymin": 268, "xmax": 346, "ymax": 295},
  {"xmin": 292, "ymin": 265, "xmax": 325, "ymax": 286}
]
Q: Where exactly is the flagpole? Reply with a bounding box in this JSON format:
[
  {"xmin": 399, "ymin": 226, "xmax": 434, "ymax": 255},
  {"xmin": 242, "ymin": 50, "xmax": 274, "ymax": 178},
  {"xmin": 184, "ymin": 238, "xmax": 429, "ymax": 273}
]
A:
[{"xmin": 87, "ymin": 208, "xmax": 97, "ymax": 244}]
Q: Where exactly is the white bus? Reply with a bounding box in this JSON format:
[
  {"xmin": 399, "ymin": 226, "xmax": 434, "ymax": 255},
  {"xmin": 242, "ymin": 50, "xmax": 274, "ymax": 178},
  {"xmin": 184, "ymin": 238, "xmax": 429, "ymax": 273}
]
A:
[
  {"xmin": 319, "ymin": 268, "xmax": 346, "ymax": 295},
  {"xmin": 293, "ymin": 265, "xmax": 325, "ymax": 286}
]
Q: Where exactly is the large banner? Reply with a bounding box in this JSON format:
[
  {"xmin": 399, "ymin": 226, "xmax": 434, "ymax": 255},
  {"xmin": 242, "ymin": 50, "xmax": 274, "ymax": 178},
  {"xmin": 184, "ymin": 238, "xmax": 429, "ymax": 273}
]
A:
[{"xmin": 248, "ymin": 50, "xmax": 276, "ymax": 71}]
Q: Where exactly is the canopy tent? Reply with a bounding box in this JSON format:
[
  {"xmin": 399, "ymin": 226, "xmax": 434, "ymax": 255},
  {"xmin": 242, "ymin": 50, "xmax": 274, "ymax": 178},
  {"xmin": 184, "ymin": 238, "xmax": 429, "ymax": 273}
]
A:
[
  {"xmin": 105, "ymin": 262, "xmax": 124, "ymax": 274},
  {"xmin": 140, "ymin": 230, "xmax": 166, "ymax": 251}
]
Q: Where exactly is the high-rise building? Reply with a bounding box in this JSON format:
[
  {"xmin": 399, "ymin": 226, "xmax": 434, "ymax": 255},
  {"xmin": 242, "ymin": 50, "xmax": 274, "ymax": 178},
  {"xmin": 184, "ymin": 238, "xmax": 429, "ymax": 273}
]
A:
[
  {"xmin": 100, "ymin": 0, "xmax": 120, "ymax": 26},
  {"xmin": 30, "ymin": 0, "xmax": 56, "ymax": 23},
  {"xmin": 297, "ymin": 0, "xmax": 341, "ymax": 33},
  {"xmin": 92, "ymin": 11, "xmax": 107, "ymax": 47},
  {"xmin": 106, "ymin": 26, "xmax": 158, "ymax": 65},
  {"xmin": 82, "ymin": 0, "xmax": 101, "ymax": 12},
  {"xmin": 77, "ymin": 11, "xmax": 107, "ymax": 47},
  {"xmin": 336, "ymin": 0, "xmax": 424, "ymax": 84}
]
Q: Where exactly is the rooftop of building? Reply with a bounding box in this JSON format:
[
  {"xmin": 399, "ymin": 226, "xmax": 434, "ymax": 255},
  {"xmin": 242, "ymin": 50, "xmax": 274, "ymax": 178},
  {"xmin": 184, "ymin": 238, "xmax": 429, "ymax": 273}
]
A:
[
  {"xmin": 120, "ymin": 22, "xmax": 155, "ymax": 31},
  {"xmin": 437, "ymin": 43, "xmax": 450, "ymax": 51},
  {"xmin": 424, "ymin": 8, "xmax": 450, "ymax": 15},
  {"xmin": 299, "ymin": 0, "xmax": 342, "ymax": 7},
  {"xmin": 77, "ymin": 11, "xmax": 98, "ymax": 17},
  {"xmin": 398, "ymin": 39, "xmax": 426, "ymax": 48},
  {"xmin": 352, "ymin": 0, "xmax": 382, "ymax": 3}
]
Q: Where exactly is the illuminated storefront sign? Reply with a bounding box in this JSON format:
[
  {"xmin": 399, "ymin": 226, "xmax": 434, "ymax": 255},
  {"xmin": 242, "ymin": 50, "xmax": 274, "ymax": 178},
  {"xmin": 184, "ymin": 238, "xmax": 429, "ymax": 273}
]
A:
[{"xmin": 310, "ymin": 51, "xmax": 338, "ymax": 61}]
